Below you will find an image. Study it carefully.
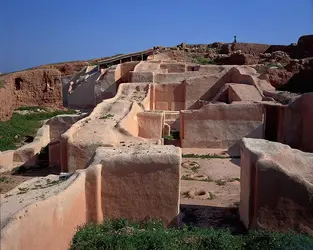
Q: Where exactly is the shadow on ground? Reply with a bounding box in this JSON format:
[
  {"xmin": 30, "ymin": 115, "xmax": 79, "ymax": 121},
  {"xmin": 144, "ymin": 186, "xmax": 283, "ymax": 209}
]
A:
[
  {"xmin": 180, "ymin": 204, "xmax": 246, "ymax": 234},
  {"xmin": 13, "ymin": 165, "xmax": 61, "ymax": 177}
]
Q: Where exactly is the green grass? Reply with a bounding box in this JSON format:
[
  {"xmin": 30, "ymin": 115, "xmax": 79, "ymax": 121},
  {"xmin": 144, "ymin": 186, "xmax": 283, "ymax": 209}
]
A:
[
  {"xmin": 30, "ymin": 178, "xmax": 65, "ymax": 191},
  {"xmin": 17, "ymin": 187, "xmax": 29, "ymax": 194},
  {"xmin": 209, "ymin": 191, "xmax": 216, "ymax": 200},
  {"xmin": 0, "ymin": 108, "xmax": 76, "ymax": 151},
  {"xmin": 70, "ymin": 219, "xmax": 313, "ymax": 250},
  {"xmin": 16, "ymin": 106, "xmax": 47, "ymax": 111},
  {"xmin": 181, "ymin": 175, "xmax": 194, "ymax": 181},
  {"xmin": 215, "ymin": 179, "xmax": 227, "ymax": 186},
  {"xmin": 0, "ymin": 176, "xmax": 9, "ymax": 183},
  {"xmin": 100, "ymin": 114, "xmax": 114, "ymax": 120},
  {"xmin": 215, "ymin": 178, "xmax": 240, "ymax": 186}
]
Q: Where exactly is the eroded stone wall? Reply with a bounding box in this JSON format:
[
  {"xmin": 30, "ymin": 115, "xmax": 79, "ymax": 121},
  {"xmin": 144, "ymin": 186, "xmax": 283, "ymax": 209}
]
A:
[
  {"xmin": 1, "ymin": 145, "xmax": 181, "ymax": 249},
  {"xmin": 180, "ymin": 103, "xmax": 264, "ymax": 154},
  {"xmin": 0, "ymin": 69, "xmax": 63, "ymax": 121},
  {"xmin": 264, "ymin": 93, "xmax": 313, "ymax": 153},
  {"xmin": 240, "ymin": 138, "xmax": 313, "ymax": 234}
]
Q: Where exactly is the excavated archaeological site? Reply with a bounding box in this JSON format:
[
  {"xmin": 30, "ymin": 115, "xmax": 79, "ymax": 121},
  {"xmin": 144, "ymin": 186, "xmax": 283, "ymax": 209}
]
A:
[{"xmin": 1, "ymin": 35, "xmax": 313, "ymax": 249}]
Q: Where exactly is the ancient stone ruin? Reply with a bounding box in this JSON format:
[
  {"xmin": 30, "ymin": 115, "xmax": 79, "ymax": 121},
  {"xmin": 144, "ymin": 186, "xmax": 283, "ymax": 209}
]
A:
[{"xmin": 1, "ymin": 35, "xmax": 313, "ymax": 249}]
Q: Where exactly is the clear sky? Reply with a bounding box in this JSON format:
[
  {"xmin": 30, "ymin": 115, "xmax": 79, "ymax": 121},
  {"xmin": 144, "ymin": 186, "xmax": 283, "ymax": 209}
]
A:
[{"xmin": 1, "ymin": 0, "xmax": 313, "ymax": 73}]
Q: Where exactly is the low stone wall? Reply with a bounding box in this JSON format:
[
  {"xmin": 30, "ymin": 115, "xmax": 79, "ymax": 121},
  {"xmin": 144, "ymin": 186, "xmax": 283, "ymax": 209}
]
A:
[
  {"xmin": 264, "ymin": 93, "xmax": 313, "ymax": 153},
  {"xmin": 164, "ymin": 111, "xmax": 180, "ymax": 131},
  {"xmin": 160, "ymin": 63, "xmax": 186, "ymax": 73},
  {"xmin": 115, "ymin": 62, "xmax": 140, "ymax": 84},
  {"xmin": 61, "ymin": 83, "xmax": 160, "ymax": 173},
  {"xmin": 129, "ymin": 71, "xmax": 154, "ymax": 83},
  {"xmin": 184, "ymin": 74, "xmax": 230, "ymax": 109},
  {"xmin": 228, "ymin": 84, "xmax": 262, "ymax": 102},
  {"xmin": 85, "ymin": 146, "xmax": 181, "ymax": 225},
  {"xmin": 119, "ymin": 102, "xmax": 143, "ymax": 137},
  {"xmin": 151, "ymin": 83, "xmax": 185, "ymax": 111},
  {"xmin": 68, "ymin": 62, "xmax": 138, "ymax": 109},
  {"xmin": 0, "ymin": 151, "xmax": 14, "ymax": 172},
  {"xmin": 154, "ymin": 72, "xmax": 204, "ymax": 84},
  {"xmin": 0, "ymin": 173, "xmax": 87, "ymax": 250},
  {"xmin": 1, "ymin": 145, "xmax": 181, "ymax": 250},
  {"xmin": 240, "ymin": 138, "xmax": 313, "ymax": 234},
  {"xmin": 13, "ymin": 123, "xmax": 50, "ymax": 165},
  {"xmin": 0, "ymin": 114, "xmax": 84, "ymax": 172},
  {"xmin": 137, "ymin": 111, "xmax": 164, "ymax": 139},
  {"xmin": 67, "ymin": 68, "xmax": 98, "ymax": 108},
  {"xmin": 180, "ymin": 103, "xmax": 264, "ymax": 154}
]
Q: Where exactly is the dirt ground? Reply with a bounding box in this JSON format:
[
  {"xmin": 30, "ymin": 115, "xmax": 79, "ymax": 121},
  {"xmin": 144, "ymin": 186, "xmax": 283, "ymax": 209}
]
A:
[
  {"xmin": 0, "ymin": 165, "xmax": 61, "ymax": 194},
  {"xmin": 0, "ymin": 171, "xmax": 33, "ymax": 194},
  {"xmin": 179, "ymin": 155, "xmax": 245, "ymax": 232}
]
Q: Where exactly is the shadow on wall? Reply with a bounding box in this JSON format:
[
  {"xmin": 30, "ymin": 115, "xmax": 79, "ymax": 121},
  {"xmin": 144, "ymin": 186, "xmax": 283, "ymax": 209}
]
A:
[
  {"xmin": 95, "ymin": 82, "xmax": 117, "ymax": 104},
  {"xmin": 190, "ymin": 67, "xmax": 259, "ymax": 109},
  {"xmin": 263, "ymin": 93, "xmax": 313, "ymax": 153},
  {"xmin": 227, "ymin": 124, "xmax": 265, "ymax": 157},
  {"xmin": 187, "ymin": 72, "xmax": 232, "ymax": 110}
]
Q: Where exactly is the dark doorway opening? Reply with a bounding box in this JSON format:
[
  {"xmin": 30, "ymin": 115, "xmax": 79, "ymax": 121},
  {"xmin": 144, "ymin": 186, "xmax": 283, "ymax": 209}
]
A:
[{"xmin": 15, "ymin": 77, "xmax": 23, "ymax": 90}]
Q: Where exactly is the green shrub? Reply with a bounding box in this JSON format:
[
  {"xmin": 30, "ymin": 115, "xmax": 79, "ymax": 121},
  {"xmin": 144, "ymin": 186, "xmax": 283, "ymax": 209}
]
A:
[
  {"xmin": 70, "ymin": 219, "xmax": 313, "ymax": 250},
  {"xmin": 192, "ymin": 55, "xmax": 216, "ymax": 65},
  {"xmin": 163, "ymin": 131, "xmax": 180, "ymax": 141}
]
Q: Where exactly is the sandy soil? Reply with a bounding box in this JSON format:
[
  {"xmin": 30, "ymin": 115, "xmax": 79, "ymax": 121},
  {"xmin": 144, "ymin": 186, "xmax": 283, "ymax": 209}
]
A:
[
  {"xmin": 0, "ymin": 165, "xmax": 61, "ymax": 194},
  {"xmin": 0, "ymin": 171, "xmax": 33, "ymax": 194},
  {"xmin": 180, "ymin": 156, "xmax": 245, "ymax": 232}
]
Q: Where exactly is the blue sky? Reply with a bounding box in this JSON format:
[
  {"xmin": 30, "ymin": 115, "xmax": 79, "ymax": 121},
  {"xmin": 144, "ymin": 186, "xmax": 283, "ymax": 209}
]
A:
[{"xmin": 1, "ymin": 0, "xmax": 313, "ymax": 73}]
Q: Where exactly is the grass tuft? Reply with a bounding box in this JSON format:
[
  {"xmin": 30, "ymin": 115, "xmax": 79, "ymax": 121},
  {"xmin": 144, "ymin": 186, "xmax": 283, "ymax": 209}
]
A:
[
  {"xmin": 182, "ymin": 153, "xmax": 238, "ymax": 159},
  {"xmin": 100, "ymin": 114, "xmax": 114, "ymax": 120}
]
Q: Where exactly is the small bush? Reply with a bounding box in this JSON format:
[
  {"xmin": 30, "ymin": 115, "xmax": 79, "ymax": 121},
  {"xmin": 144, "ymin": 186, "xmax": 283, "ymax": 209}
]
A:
[
  {"xmin": 70, "ymin": 219, "xmax": 313, "ymax": 250},
  {"xmin": 163, "ymin": 135, "xmax": 174, "ymax": 140},
  {"xmin": 163, "ymin": 131, "xmax": 180, "ymax": 141},
  {"xmin": 0, "ymin": 176, "xmax": 9, "ymax": 183},
  {"xmin": 192, "ymin": 55, "xmax": 216, "ymax": 65},
  {"xmin": 254, "ymin": 63, "xmax": 286, "ymax": 74}
]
